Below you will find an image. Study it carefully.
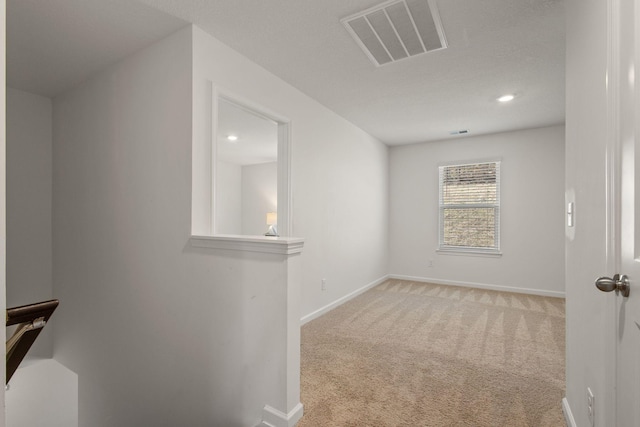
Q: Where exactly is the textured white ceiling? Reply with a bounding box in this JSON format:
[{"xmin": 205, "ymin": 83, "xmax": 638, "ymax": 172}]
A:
[
  {"xmin": 7, "ymin": 0, "xmax": 187, "ymax": 98},
  {"xmin": 7, "ymin": 0, "xmax": 565, "ymax": 146},
  {"xmin": 137, "ymin": 0, "xmax": 565, "ymax": 145}
]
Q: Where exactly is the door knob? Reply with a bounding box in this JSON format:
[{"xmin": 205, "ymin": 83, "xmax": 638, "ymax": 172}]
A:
[{"xmin": 595, "ymin": 274, "xmax": 630, "ymax": 297}]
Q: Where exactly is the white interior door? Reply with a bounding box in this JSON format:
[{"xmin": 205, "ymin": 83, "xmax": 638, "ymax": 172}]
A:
[
  {"xmin": 612, "ymin": 0, "xmax": 640, "ymax": 424},
  {"xmin": 565, "ymin": 0, "xmax": 616, "ymax": 425}
]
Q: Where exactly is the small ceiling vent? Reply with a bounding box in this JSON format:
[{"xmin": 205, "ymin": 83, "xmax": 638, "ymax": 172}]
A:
[{"xmin": 342, "ymin": 0, "xmax": 447, "ymax": 67}]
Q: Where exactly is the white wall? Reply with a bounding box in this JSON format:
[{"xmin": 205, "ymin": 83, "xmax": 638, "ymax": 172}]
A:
[
  {"xmin": 6, "ymin": 88, "xmax": 54, "ymax": 358},
  {"xmin": 215, "ymin": 161, "xmax": 278, "ymax": 236},
  {"xmin": 191, "ymin": 26, "xmax": 390, "ymax": 320},
  {"xmin": 389, "ymin": 125, "xmax": 565, "ymax": 296},
  {"xmin": 51, "ymin": 23, "xmax": 388, "ymax": 426},
  {"xmin": 52, "ymin": 27, "xmax": 298, "ymax": 426},
  {"xmin": 242, "ymin": 162, "xmax": 277, "ymax": 236},
  {"xmin": 216, "ymin": 160, "xmax": 242, "ymax": 234},
  {"xmin": 6, "ymin": 359, "xmax": 78, "ymax": 427},
  {"xmin": 1, "ymin": 1, "xmax": 8, "ymax": 421}
]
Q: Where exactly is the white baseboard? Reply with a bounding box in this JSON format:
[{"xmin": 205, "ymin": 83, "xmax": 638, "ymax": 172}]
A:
[
  {"xmin": 562, "ymin": 398, "xmax": 577, "ymax": 427},
  {"xmin": 300, "ymin": 273, "xmax": 564, "ymax": 326},
  {"xmin": 259, "ymin": 403, "xmax": 304, "ymax": 427},
  {"xmin": 388, "ymin": 274, "xmax": 565, "ymax": 298},
  {"xmin": 300, "ymin": 275, "xmax": 389, "ymax": 325}
]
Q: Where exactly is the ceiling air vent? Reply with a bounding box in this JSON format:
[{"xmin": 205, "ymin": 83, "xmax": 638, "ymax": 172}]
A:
[{"xmin": 342, "ymin": 0, "xmax": 447, "ymax": 67}]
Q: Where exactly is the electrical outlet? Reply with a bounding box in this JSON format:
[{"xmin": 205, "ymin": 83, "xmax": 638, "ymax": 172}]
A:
[
  {"xmin": 428, "ymin": 259, "xmax": 434, "ymax": 268},
  {"xmin": 321, "ymin": 278, "xmax": 327, "ymax": 291},
  {"xmin": 586, "ymin": 387, "xmax": 595, "ymax": 426}
]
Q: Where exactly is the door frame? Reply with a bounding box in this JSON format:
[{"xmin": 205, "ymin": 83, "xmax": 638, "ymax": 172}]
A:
[{"xmin": 604, "ymin": 0, "xmax": 625, "ymax": 424}]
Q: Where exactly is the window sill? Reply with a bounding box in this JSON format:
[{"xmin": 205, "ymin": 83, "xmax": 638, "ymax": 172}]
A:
[
  {"xmin": 190, "ymin": 234, "xmax": 304, "ymax": 255},
  {"xmin": 436, "ymin": 248, "xmax": 502, "ymax": 258}
]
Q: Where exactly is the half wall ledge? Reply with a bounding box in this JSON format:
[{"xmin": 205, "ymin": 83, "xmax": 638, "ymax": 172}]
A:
[{"xmin": 190, "ymin": 235, "xmax": 304, "ymax": 255}]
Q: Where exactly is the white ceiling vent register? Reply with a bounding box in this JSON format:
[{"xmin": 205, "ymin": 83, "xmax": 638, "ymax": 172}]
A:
[{"xmin": 342, "ymin": 0, "xmax": 447, "ymax": 66}]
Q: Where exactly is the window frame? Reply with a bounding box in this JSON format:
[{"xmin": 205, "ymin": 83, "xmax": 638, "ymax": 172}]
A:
[{"xmin": 437, "ymin": 160, "xmax": 501, "ymax": 256}]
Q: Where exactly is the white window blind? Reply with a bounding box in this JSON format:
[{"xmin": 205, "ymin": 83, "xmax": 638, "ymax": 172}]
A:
[{"xmin": 438, "ymin": 161, "xmax": 500, "ymax": 252}]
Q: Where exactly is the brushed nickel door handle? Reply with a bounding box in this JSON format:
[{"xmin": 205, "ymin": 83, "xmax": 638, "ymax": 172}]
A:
[{"xmin": 595, "ymin": 274, "xmax": 630, "ymax": 297}]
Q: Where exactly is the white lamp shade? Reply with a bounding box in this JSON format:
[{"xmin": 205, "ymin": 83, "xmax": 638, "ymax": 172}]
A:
[{"xmin": 266, "ymin": 212, "xmax": 277, "ymax": 225}]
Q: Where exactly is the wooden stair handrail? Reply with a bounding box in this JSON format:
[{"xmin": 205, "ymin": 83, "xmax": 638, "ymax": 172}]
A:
[{"xmin": 6, "ymin": 299, "xmax": 59, "ymax": 384}]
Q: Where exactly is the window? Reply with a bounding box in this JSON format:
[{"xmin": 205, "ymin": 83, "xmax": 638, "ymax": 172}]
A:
[{"xmin": 438, "ymin": 161, "xmax": 500, "ymax": 253}]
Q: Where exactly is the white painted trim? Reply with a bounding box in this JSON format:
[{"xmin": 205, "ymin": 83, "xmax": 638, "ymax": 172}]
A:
[
  {"xmin": 388, "ymin": 274, "xmax": 565, "ymax": 298},
  {"xmin": 210, "ymin": 83, "xmax": 217, "ymax": 236},
  {"xmin": 258, "ymin": 403, "xmax": 304, "ymax": 427},
  {"xmin": 562, "ymin": 398, "xmax": 577, "ymax": 427},
  {"xmin": 210, "ymin": 85, "xmax": 292, "ymax": 237},
  {"xmin": 277, "ymin": 121, "xmax": 292, "ymax": 238},
  {"xmin": 436, "ymin": 249, "xmax": 502, "ymax": 258},
  {"xmin": 190, "ymin": 235, "xmax": 304, "ymax": 255},
  {"xmin": 301, "ymin": 275, "xmax": 389, "ymax": 325}
]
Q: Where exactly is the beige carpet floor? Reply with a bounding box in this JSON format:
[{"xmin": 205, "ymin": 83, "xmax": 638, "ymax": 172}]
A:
[{"xmin": 298, "ymin": 279, "xmax": 565, "ymax": 427}]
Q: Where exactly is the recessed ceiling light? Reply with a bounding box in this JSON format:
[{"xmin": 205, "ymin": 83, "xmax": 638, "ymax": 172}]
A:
[
  {"xmin": 227, "ymin": 135, "xmax": 238, "ymax": 142},
  {"xmin": 497, "ymin": 94, "xmax": 515, "ymax": 103}
]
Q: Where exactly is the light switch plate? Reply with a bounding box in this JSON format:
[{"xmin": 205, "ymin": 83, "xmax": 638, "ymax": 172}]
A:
[{"xmin": 567, "ymin": 202, "xmax": 574, "ymax": 227}]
